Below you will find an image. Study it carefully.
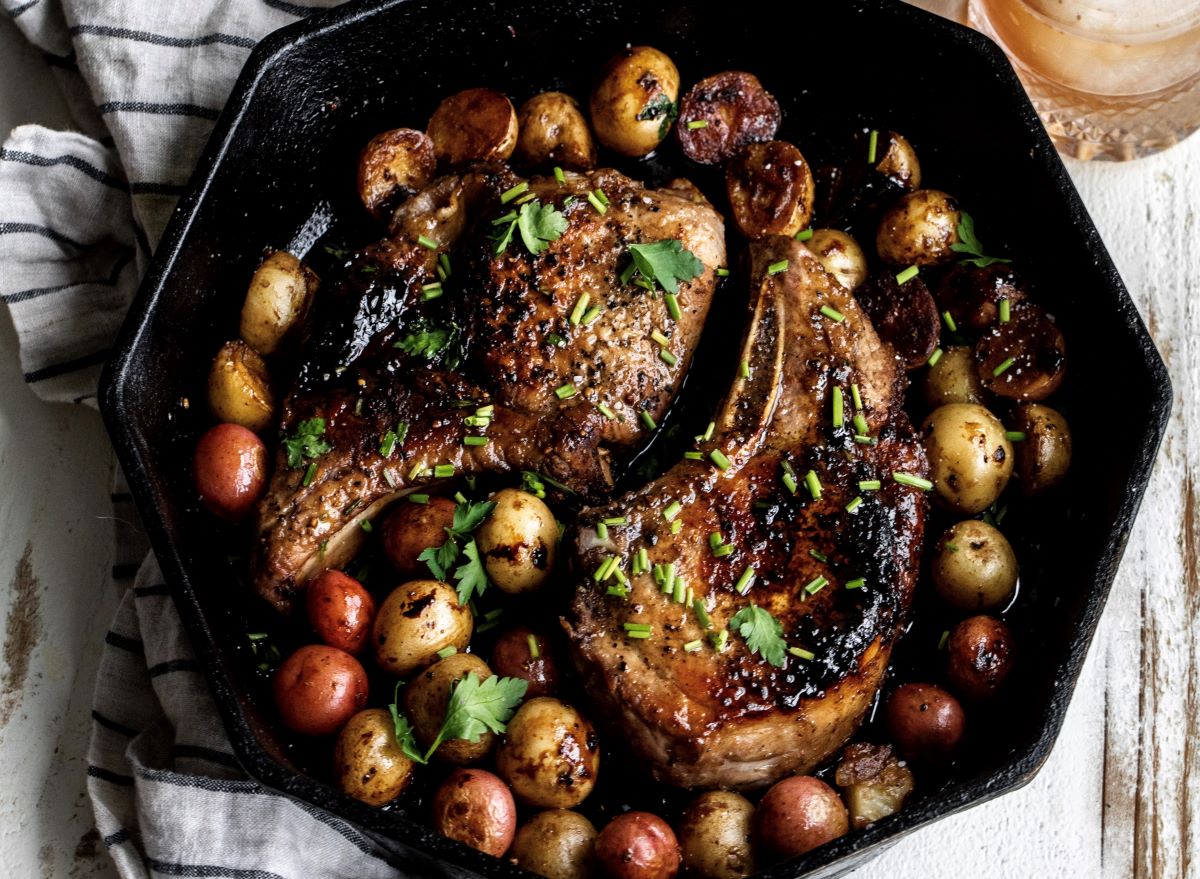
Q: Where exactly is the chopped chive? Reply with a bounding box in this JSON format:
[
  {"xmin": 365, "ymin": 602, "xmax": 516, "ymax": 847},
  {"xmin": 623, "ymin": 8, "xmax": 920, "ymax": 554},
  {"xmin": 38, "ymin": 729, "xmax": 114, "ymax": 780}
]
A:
[
  {"xmin": 408, "ymin": 461, "xmax": 426, "ymax": 481},
  {"xmin": 851, "ymin": 383, "xmax": 863, "ymax": 410},
  {"xmin": 664, "ymin": 292, "xmax": 681, "ymax": 321},
  {"xmin": 637, "ymin": 548, "xmax": 649, "ymax": 573},
  {"xmin": 713, "ymin": 543, "xmax": 734, "ymax": 558},
  {"xmin": 999, "ymin": 298, "xmax": 1011, "ymax": 323},
  {"xmin": 854, "ymin": 434, "xmax": 878, "ymax": 445},
  {"xmin": 421, "ymin": 282, "xmax": 443, "ymax": 301},
  {"xmin": 547, "ymin": 332, "xmax": 566, "ymax": 347},
  {"xmin": 735, "ymin": 566, "xmax": 756, "ymax": 595},
  {"xmin": 594, "ymin": 556, "xmax": 618, "ymax": 582},
  {"xmin": 526, "ymin": 634, "xmax": 541, "ymax": 659},
  {"xmin": 437, "ymin": 646, "xmax": 458, "ymax": 659},
  {"xmin": 454, "ymin": 491, "xmax": 468, "ymax": 504},
  {"xmin": 354, "ymin": 398, "xmax": 364, "ymax": 417},
  {"xmin": 782, "ymin": 471, "xmax": 798, "ymax": 495},
  {"xmin": 651, "ymin": 329, "xmax": 670, "ymax": 347},
  {"xmin": 594, "ymin": 188, "xmax": 611, "ymax": 207},
  {"xmin": 598, "ymin": 403, "xmax": 617, "ymax": 420},
  {"xmin": 463, "ymin": 436, "xmax": 488, "ymax": 447},
  {"xmin": 853, "ymin": 413, "xmax": 869, "ymax": 436},
  {"xmin": 845, "ymin": 578, "xmax": 865, "ymax": 590},
  {"xmin": 946, "ymin": 541, "xmax": 960, "ymax": 553},
  {"xmin": 993, "ymin": 357, "xmax": 1016, "ymax": 377},
  {"xmin": 832, "ymin": 387, "xmax": 845, "ymax": 428},
  {"xmin": 383, "ymin": 468, "xmax": 399, "ymax": 489},
  {"xmin": 622, "ymin": 622, "xmax": 652, "ymax": 632},
  {"xmin": 659, "ymin": 348, "xmax": 678, "ymax": 366},
  {"xmin": 395, "ymin": 422, "xmax": 410, "ymax": 444},
  {"xmin": 464, "ymin": 415, "xmax": 490, "ymax": 428},
  {"xmin": 693, "ymin": 599, "xmax": 712, "ymax": 629},
  {"xmin": 710, "ymin": 449, "xmax": 732, "ymax": 471},
  {"xmin": 942, "ymin": 310, "xmax": 958, "ymax": 332},
  {"xmin": 408, "ymin": 493, "xmax": 430, "ymax": 504},
  {"xmin": 432, "ymin": 464, "xmax": 456, "ymax": 478},
  {"xmin": 606, "ymin": 584, "xmax": 629, "ymax": 597},
  {"xmin": 928, "ymin": 347, "xmax": 944, "ymax": 367},
  {"xmin": 709, "ymin": 532, "xmax": 723, "ymax": 550},
  {"xmin": 360, "ymin": 519, "xmax": 374, "ymax": 533},
  {"xmin": 380, "ymin": 430, "xmax": 398, "ymax": 457},
  {"xmin": 711, "ymin": 629, "xmax": 729, "ymax": 651},
  {"xmin": 664, "ymin": 563, "xmax": 676, "ymax": 591},
  {"xmin": 586, "ymin": 191, "xmax": 607, "ymax": 214},
  {"xmin": 581, "ymin": 305, "xmax": 603, "ymax": 325},
  {"xmin": 804, "ymin": 575, "xmax": 828, "ymax": 595},
  {"xmin": 417, "ymin": 234, "xmax": 438, "ymax": 250},
  {"xmin": 845, "ymin": 496, "xmax": 863, "ymax": 513},
  {"xmin": 686, "ymin": 119, "xmax": 709, "ymax": 130},
  {"xmin": 619, "ymin": 261, "xmax": 638, "ymax": 285},
  {"xmin": 804, "ymin": 470, "xmax": 822, "ymax": 501},
  {"xmin": 767, "ymin": 259, "xmax": 789, "ymax": 275},
  {"xmin": 683, "ymin": 639, "xmax": 703, "ymax": 652},
  {"xmin": 640, "ymin": 409, "xmax": 657, "ymax": 430},
  {"xmin": 893, "ymin": 472, "xmax": 933, "ymax": 490},
  {"xmin": 603, "ymin": 517, "xmax": 627, "ymax": 526},
  {"xmin": 570, "ymin": 292, "xmax": 590, "ymax": 325},
  {"xmin": 896, "ymin": 265, "xmax": 919, "ymax": 284},
  {"xmin": 867, "ymin": 129, "xmax": 879, "ymax": 164},
  {"xmin": 303, "ymin": 462, "xmax": 317, "ymax": 486},
  {"xmin": 439, "ymin": 253, "xmax": 452, "ymax": 278},
  {"xmin": 673, "ymin": 578, "xmax": 686, "ymax": 604},
  {"xmin": 663, "ymin": 500, "xmax": 683, "ymax": 522},
  {"xmin": 789, "ymin": 646, "xmax": 815, "ymax": 660},
  {"xmin": 1005, "ymin": 430, "xmax": 1027, "ymax": 442},
  {"xmin": 820, "ymin": 305, "xmax": 846, "ymax": 322},
  {"xmin": 555, "ymin": 384, "xmax": 578, "ymax": 400},
  {"xmin": 626, "ymin": 630, "xmax": 652, "ymax": 639},
  {"xmin": 795, "ymin": 228, "xmax": 814, "ymax": 242},
  {"xmin": 716, "ymin": 267, "xmax": 731, "ymax": 277},
  {"xmin": 500, "ymin": 182, "xmax": 529, "ymax": 204},
  {"xmin": 938, "ymin": 630, "xmax": 950, "ymax": 651},
  {"xmin": 858, "ymin": 479, "xmax": 882, "ymax": 491},
  {"xmin": 684, "ymin": 451, "xmax": 703, "ymax": 461},
  {"xmin": 739, "ymin": 359, "xmax": 750, "ymax": 379},
  {"xmin": 553, "ymin": 166, "xmax": 566, "ymax": 184},
  {"xmin": 491, "ymin": 211, "xmax": 518, "ymax": 226}
]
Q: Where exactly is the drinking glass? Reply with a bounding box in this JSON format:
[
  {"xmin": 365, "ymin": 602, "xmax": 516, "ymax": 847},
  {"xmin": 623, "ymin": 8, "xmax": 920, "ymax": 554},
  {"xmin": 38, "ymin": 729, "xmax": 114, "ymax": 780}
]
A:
[{"xmin": 967, "ymin": 0, "xmax": 1200, "ymax": 160}]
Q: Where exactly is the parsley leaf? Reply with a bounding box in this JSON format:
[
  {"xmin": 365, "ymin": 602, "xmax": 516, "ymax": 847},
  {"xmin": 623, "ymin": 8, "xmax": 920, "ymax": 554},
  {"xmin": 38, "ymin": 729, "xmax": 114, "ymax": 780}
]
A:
[
  {"xmin": 949, "ymin": 212, "xmax": 1011, "ymax": 268},
  {"xmin": 418, "ymin": 539, "xmax": 460, "ymax": 582},
  {"xmin": 425, "ymin": 673, "xmax": 527, "ymax": 759},
  {"xmin": 627, "ymin": 240, "xmax": 705, "ymax": 294},
  {"xmin": 395, "ymin": 327, "xmax": 450, "ymax": 358},
  {"xmin": 636, "ymin": 93, "xmax": 678, "ymax": 140},
  {"xmin": 492, "ymin": 215, "xmax": 518, "ymax": 255},
  {"xmin": 517, "ymin": 200, "xmax": 568, "ymax": 255},
  {"xmin": 388, "ymin": 683, "xmax": 429, "ymax": 764},
  {"xmin": 453, "ymin": 539, "xmax": 489, "ymax": 606},
  {"xmin": 418, "ymin": 499, "xmax": 495, "ymax": 589},
  {"xmin": 729, "ymin": 603, "xmax": 787, "ymax": 668},
  {"xmin": 448, "ymin": 500, "xmax": 496, "ymax": 540},
  {"xmin": 283, "ymin": 418, "xmax": 331, "ymax": 469}
]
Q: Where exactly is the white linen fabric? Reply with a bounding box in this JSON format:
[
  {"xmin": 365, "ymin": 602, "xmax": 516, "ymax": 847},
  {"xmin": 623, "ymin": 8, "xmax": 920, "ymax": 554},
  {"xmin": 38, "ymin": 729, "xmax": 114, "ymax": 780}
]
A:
[{"xmin": 1, "ymin": 1, "xmax": 408, "ymax": 875}]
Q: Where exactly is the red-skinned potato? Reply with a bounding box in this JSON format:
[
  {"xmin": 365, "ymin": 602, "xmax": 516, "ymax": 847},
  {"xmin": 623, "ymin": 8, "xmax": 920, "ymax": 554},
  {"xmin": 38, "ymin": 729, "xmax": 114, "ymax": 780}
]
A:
[
  {"xmin": 947, "ymin": 615, "xmax": 1016, "ymax": 700},
  {"xmin": 936, "ymin": 263, "xmax": 1028, "ymax": 332},
  {"xmin": 755, "ymin": 776, "xmax": 848, "ymax": 859},
  {"xmin": 431, "ymin": 768, "xmax": 517, "ymax": 858},
  {"xmin": 1011, "ymin": 403, "xmax": 1072, "ymax": 494},
  {"xmin": 305, "ymin": 570, "xmax": 375, "ymax": 655},
  {"xmin": 193, "ymin": 423, "xmax": 267, "ymax": 520},
  {"xmin": 428, "ymin": 88, "xmax": 518, "ymax": 165},
  {"xmin": 594, "ymin": 812, "xmax": 681, "ymax": 879},
  {"xmin": 490, "ymin": 627, "xmax": 560, "ymax": 697},
  {"xmin": 883, "ymin": 683, "xmax": 965, "ymax": 762},
  {"xmin": 334, "ymin": 707, "xmax": 415, "ymax": 806},
  {"xmin": 675, "ymin": 71, "xmax": 780, "ymax": 165},
  {"xmin": 380, "ymin": 496, "xmax": 457, "ymax": 578},
  {"xmin": 273, "ymin": 644, "xmax": 368, "ymax": 736}
]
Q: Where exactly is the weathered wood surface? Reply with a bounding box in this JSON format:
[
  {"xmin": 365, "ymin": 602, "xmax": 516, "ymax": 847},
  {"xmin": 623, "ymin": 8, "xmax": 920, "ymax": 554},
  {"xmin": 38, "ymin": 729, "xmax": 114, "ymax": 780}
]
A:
[{"xmin": 0, "ymin": 6, "xmax": 1196, "ymax": 877}]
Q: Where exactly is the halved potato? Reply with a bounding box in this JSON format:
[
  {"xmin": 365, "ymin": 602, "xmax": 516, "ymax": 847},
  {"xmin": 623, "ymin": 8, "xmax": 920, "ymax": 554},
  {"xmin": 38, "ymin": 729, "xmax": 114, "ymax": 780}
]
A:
[
  {"xmin": 854, "ymin": 272, "xmax": 941, "ymax": 371},
  {"xmin": 428, "ymin": 87, "xmax": 518, "ymax": 165},
  {"xmin": 207, "ymin": 340, "xmax": 274, "ymax": 432},
  {"xmin": 239, "ymin": 251, "xmax": 317, "ymax": 356},
  {"xmin": 675, "ymin": 71, "xmax": 780, "ymax": 165},
  {"xmin": 975, "ymin": 305, "xmax": 1066, "ymax": 401},
  {"xmin": 725, "ymin": 141, "xmax": 814, "ymax": 239},
  {"xmin": 807, "ymin": 229, "xmax": 868, "ymax": 292},
  {"xmin": 515, "ymin": 92, "xmax": 597, "ymax": 171},
  {"xmin": 357, "ymin": 128, "xmax": 436, "ymax": 220},
  {"xmin": 873, "ymin": 130, "xmax": 922, "ymax": 192}
]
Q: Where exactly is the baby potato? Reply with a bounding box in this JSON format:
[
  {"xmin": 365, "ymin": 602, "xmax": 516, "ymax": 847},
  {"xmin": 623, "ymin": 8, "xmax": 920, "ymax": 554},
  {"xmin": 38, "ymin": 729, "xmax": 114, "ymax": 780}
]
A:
[
  {"xmin": 334, "ymin": 707, "xmax": 415, "ymax": 806},
  {"xmin": 873, "ymin": 130, "xmax": 922, "ymax": 192},
  {"xmin": 428, "ymin": 87, "xmax": 518, "ymax": 165},
  {"xmin": 854, "ymin": 272, "xmax": 941, "ymax": 371},
  {"xmin": 931, "ymin": 519, "xmax": 1019, "ymax": 612},
  {"xmin": 594, "ymin": 812, "xmax": 680, "ymax": 879},
  {"xmin": 193, "ymin": 423, "xmax": 267, "ymax": 521},
  {"xmin": 207, "ymin": 340, "xmax": 274, "ymax": 433},
  {"xmin": 1011, "ymin": 403, "xmax": 1072, "ymax": 495},
  {"xmin": 725, "ymin": 141, "xmax": 814, "ymax": 239},
  {"xmin": 833, "ymin": 742, "xmax": 914, "ymax": 830},
  {"xmin": 404, "ymin": 653, "xmax": 496, "ymax": 764},
  {"xmin": 883, "ymin": 683, "xmax": 965, "ymax": 763},
  {"xmin": 513, "ymin": 810, "xmax": 598, "ymax": 879},
  {"xmin": 273, "ymin": 644, "xmax": 369, "ymax": 737},
  {"xmin": 515, "ymin": 92, "xmax": 597, "ymax": 171},
  {"xmin": 490, "ymin": 627, "xmax": 560, "ymax": 697},
  {"xmin": 475, "ymin": 488, "xmax": 557, "ymax": 594},
  {"xmin": 755, "ymin": 776, "xmax": 848, "ymax": 859},
  {"xmin": 496, "ymin": 697, "xmax": 599, "ymax": 808},
  {"xmin": 921, "ymin": 403, "xmax": 1013, "ymax": 514},
  {"xmin": 976, "ymin": 305, "xmax": 1067, "ymax": 402},
  {"xmin": 923, "ymin": 345, "xmax": 985, "ymax": 409},
  {"xmin": 678, "ymin": 791, "xmax": 756, "ymax": 879},
  {"xmin": 306, "ymin": 570, "xmax": 375, "ymax": 655},
  {"xmin": 675, "ymin": 71, "xmax": 780, "ymax": 166},
  {"xmin": 875, "ymin": 189, "xmax": 961, "ymax": 266},
  {"xmin": 947, "ymin": 615, "xmax": 1016, "ymax": 700},
  {"xmin": 806, "ymin": 229, "xmax": 868, "ymax": 293},
  {"xmin": 380, "ymin": 496, "xmax": 457, "ymax": 578},
  {"xmin": 239, "ymin": 251, "xmax": 317, "ymax": 356},
  {"xmin": 357, "ymin": 127, "xmax": 437, "ymax": 220},
  {"xmin": 373, "ymin": 580, "xmax": 472, "ymax": 677},
  {"xmin": 936, "ymin": 263, "xmax": 1028, "ymax": 332},
  {"xmin": 432, "ymin": 768, "xmax": 517, "ymax": 858},
  {"xmin": 590, "ymin": 46, "xmax": 681, "ymax": 157}
]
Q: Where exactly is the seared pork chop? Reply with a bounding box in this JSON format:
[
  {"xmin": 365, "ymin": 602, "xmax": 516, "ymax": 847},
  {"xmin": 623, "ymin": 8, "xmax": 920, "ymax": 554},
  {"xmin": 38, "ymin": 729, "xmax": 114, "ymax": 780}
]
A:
[
  {"xmin": 565, "ymin": 237, "xmax": 927, "ymax": 790},
  {"xmin": 253, "ymin": 167, "xmax": 725, "ymax": 613}
]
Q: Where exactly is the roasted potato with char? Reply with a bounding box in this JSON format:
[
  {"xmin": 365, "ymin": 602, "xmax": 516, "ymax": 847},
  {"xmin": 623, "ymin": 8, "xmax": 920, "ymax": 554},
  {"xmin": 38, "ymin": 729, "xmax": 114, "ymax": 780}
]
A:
[
  {"xmin": 921, "ymin": 403, "xmax": 1013, "ymax": 514},
  {"xmin": 975, "ymin": 305, "xmax": 1067, "ymax": 402},
  {"xmin": 854, "ymin": 272, "xmax": 941, "ymax": 371},
  {"xmin": 372, "ymin": 580, "xmax": 472, "ymax": 676},
  {"xmin": 476, "ymin": 488, "xmax": 557, "ymax": 594},
  {"xmin": 936, "ymin": 262, "xmax": 1028, "ymax": 332},
  {"xmin": 947, "ymin": 615, "xmax": 1016, "ymax": 699},
  {"xmin": 515, "ymin": 92, "xmax": 597, "ymax": 171},
  {"xmin": 404, "ymin": 653, "xmax": 497, "ymax": 764},
  {"xmin": 432, "ymin": 768, "xmax": 517, "ymax": 858},
  {"xmin": 725, "ymin": 141, "xmax": 815, "ymax": 239},
  {"xmin": 834, "ymin": 742, "xmax": 915, "ymax": 829},
  {"xmin": 675, "ymin": 71, "xmax": 780, "ymax": 165},
  {"xmin": 207, "ymin": 340, "xmax": 275, "ymax": 433},
  {"xmin": 806, "ymin": 229, "xmax": 868, "ymax": 293},
  {"xmin": 590, "ymin": 46, "xmax": 680, "ymax": 157},
  {"xmin": 334, "ymin": 708, "xmax": 415, "ymax": 806},
  {"xmin": 496, "ymin": 697, "xmax": 599, "ymax": 808},
  {"xmin": 1011, "ymin": 403, "xmax": 1072, "ymax": 494},
  {"xmin": 428, "ymin": 87, "xmax": 518, "ymax": 165},
  {"xmin": 239, "ymin": 251, "xmax": 317, "ymax": 356},
  {"xmin": 931, "ymin": 519, "xmax": 1019, "ymax": 612},
  {"xmin": 357, "ymin": 128, "xmax": 436, "ymax": 221},
  {"xmin": 677, "ymin": 790, "xmax": 757, "ymax": 879},
  {"xmin": 513, "ymin": 810, "xmax": 598, "ymax": 879},
  {"xmin": 875, "ymin": 189, "xmax": 961, "ymax": 266},
  {"xmin": 872, "ymin": 130, "xmax": 922, "ymax": 191},
  {"xmin": 923, "ymin": 345, "xmax": 986, "ymax": 408}
]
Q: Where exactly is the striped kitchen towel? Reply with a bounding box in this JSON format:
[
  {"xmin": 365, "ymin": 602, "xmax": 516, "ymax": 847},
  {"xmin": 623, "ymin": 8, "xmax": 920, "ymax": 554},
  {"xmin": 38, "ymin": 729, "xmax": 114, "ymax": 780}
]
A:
[{"xmin": 1, "ymin": 1, "xmax": 408, "ymax": 876}]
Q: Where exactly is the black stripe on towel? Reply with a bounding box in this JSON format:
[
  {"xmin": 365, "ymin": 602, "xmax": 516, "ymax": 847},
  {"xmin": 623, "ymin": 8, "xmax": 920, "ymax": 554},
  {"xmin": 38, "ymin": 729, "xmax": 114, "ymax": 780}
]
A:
[
  {"xmin": 91, "ymin": 710, "xmax": 139, "ymax": 738},
  {"xmin": 104, "ymin": 631, "xmax": 145, "ymax": 655},
  {"xmin": 70, "ymin": 24, "xmax": 256, "ymax": 50},
  {"xmin": 0, "ymin": 221, "xmax": 86, "ymax": 248},
  {"xmin": 103, "ymin": 829, "xmax": 131, "ymax": 848},
  {"xmin": 0, "ymin": 148, "xmax": 127, "ymax": 189},
  {"xmin": 23, "ymin": 348, "xmax": 111, "ymax": 383},
  {"xmin": 97, "ymin": 101, "xmax": 220, "ymax": 120},
  {"xmin": 4, "ymin": 248, "xmax": 135, "ymax": 304},
  {"xmin": 87, "ymin": 765, "xmax": 134, "ymax": 786},
  {"xmin": 133, "ymin": 583, "xmax": 171, "ymax": 598},
  {"xmin": 147, "ymin": 659, "xmax": 202, "ymax": 677}
]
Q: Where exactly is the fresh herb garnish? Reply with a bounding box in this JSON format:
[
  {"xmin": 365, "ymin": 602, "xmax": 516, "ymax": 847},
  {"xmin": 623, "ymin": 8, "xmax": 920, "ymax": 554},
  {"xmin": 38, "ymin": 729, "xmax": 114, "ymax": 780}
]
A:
[
  {"xmin": 518, "ymin": 199, "xmax": 568, "ymax": 255},
  {"xmin": 418, "ymin": 499, "xmax": 496, "ymax": 588},
  {"xmin": 636, "ymin": 93, "xmax": 678, "ymax": 139},
  {"xmin": 389, "ymin": 673, "xmax": 527, "ymax": 764},
  {"xmin": 452, "ymin": 539, "xmax": 489, "ymax": 606},
  {"xmin": 729, "ymin": 603, "xmax": 787, "ymax": 668},
  {"xmin": 950, "ymin": 212, "xmax": 1011, "ymax": 268},
  {"xmin": 520, "ymin": 470, "xmax": 575, "ymax": 499},
  {"xmin": 283, "ymin": 418, "xmax": 331, "ymax": 468},
  {"xmin": 626, "ymin": 240, "xmax": 705, "ymax": 294}
]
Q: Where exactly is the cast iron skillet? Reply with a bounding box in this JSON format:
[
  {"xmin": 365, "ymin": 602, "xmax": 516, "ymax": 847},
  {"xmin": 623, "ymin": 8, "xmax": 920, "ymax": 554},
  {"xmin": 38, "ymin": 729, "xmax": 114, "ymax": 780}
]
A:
[{"xmin": 98, "ymin": 1, "xmax": 1171, "ymax": 877}]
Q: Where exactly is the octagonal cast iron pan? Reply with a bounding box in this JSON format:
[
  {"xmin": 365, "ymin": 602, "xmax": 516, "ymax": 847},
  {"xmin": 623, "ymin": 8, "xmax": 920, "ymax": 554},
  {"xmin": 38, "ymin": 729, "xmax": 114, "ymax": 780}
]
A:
[{"xmin": 98, "ymin": 0, "xmax": 1171, "ymax": 877}]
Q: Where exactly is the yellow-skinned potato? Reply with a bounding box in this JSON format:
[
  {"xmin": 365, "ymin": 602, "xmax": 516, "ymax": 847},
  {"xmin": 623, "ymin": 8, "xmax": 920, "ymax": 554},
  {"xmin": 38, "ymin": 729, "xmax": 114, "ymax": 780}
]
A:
[
  {"xmin": 725, "ymin": 141, "xmax": 814, "ymax": 240},
  {"xmin": 807, "ymin": 229, "xmax": 868, "ymax": 292},
  {"xmin": 874, "ymin": 130, "xmax": 921, "ymax": 191},
  {"xmin": 931, "ymin": 519, "xmax": 1018, "ymax": 611},
  {"xmin": 513, "ymin": 810, "xmax": 598, "ymax": 879},
  {"xmin": 207, "ymin": 340, "xmax": 274, "ymax": 433},
  {"xmin": 923, "ymin": 345, "xmax": 985, "ymax": 409},
  {"xmin": 876, "ymin": 189, "xmax": 961, "ymax": 267},
  {"xmin": 1012, "ymin": 403, "xmax": 1072, "ymax": 495},
  {"xmin": 427, "ymin": 87, "xmax": 518, "ymax": 165},
  {"xmin": 404, "ymin": 653, "xmax": 496, "ymax": 765},
  {"xmin": 334, "ymin": 708, "xmax": 415, "ymax": 806},
  {"xmin": 590, "ymin": 46, "xmax": 680, "ymax": 157},
  {"xmin": 475, "ymin": 488, "xmax": 558, "ymax": 594},
  {"xmin": 921, "ymin": 403, "xmax": 1013, "ymax": 514},
  {"xmin": 357, "ymin": 128, "xmax": 436, "ymax": 220},
  {"xmin": 372, "ymin": 580, "xmax": 472, "ymax": 677},
  {"xmin": 239, "ymin": 251, "xmax": 317, "ymax": 355},
  {"xmin": 515, "ymin": 92, "xmax": 597, "ymax": 171},
  {"xmin": 496, "ymin": 697, "xmax": 599, "ymax": 808},
  {"xmin": 678, "ymin": 791, "xmax": 757, "ymax": 879}
]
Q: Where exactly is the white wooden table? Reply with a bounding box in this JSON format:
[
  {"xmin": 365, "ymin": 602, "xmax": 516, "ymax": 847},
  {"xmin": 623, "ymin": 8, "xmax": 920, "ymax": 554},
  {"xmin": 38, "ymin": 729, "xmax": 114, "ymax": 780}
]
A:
[{"xmin": 0, "ymin": 8, "xmax": 1196, "ymax": 879}]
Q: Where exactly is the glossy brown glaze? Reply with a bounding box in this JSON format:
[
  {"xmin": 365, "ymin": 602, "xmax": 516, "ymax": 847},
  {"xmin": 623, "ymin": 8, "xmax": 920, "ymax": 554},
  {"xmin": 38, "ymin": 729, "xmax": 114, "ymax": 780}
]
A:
[{"xmin": 565, "ymin": 238, "xmax": 927, "ymax": 789}]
